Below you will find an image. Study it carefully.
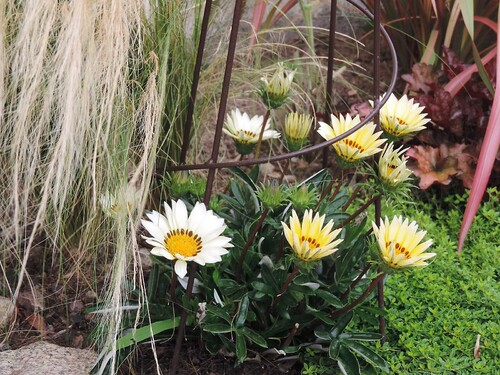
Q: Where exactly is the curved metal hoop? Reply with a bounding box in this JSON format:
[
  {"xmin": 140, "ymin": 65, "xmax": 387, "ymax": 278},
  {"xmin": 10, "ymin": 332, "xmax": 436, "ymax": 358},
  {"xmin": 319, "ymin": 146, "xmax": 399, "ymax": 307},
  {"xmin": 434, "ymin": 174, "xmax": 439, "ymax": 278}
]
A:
[{"xmin": 167, "ymin": 0, "xmax": 398, "ymax": 173}]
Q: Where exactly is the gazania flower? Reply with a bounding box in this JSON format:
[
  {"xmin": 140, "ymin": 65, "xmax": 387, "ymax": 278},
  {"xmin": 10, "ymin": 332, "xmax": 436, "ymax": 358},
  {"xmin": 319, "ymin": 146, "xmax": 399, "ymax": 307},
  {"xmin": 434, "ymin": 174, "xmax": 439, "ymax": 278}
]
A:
[
  {"xmin": 284, "ymin": 112, "xmax": 313, "ymax": 151},
  {"xmin": 372, "ymin": 216, "xmax": 435, "ymax": 270},
  {"xmin": 259, "ymin": 63, "xmax": 295, "ymax": 109},
  {"xmin": 374, "ymin": 93, "xmax": 430, "ymax": 139},
  {"xmin": 318, "ymin": 113, "xmax": 385, "ymax": 165},
  {"xmin": 378, "ymin": 143, "xmax": 412, "ymax": 187},
  {"xmin": 141, "ymin": 200, "xmax": 233, "ymax": 278},
  {"xmin": 223, "ymin": 108, "xmax": 280, "ymax": 155},
  {"xmin": 282, "ymin": 209, "xmax": 343, "ymax": 262}
]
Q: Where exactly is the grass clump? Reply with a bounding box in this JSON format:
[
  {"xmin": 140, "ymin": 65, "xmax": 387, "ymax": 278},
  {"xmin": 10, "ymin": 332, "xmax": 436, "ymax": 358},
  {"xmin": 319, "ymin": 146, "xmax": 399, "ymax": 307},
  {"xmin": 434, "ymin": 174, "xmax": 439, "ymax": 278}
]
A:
[{"xmin": 379, "ymin": 188, "xmax": 500, "ymax": 374}]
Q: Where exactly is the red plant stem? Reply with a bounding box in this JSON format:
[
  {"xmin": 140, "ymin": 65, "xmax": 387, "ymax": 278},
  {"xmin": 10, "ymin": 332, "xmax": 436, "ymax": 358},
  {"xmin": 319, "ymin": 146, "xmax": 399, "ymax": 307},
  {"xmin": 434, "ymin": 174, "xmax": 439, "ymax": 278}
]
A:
[
  {"xmin": 339, "ymin": 264, "xmax": 371, "ymax": 301},
  {"xmin": 315, "ymin": 170, "xmax": 341, "ymax": 211},
  {"xmin": 331, "ymin": 273, "xmax": 384, "ymax": 318},
  {"xmin": 236, "ymin": 208, "xmax": 270, "ymax": 282},
  {"xmin": 342, "ymin": 174, "xmax": 368, "ymax": 211},
  {"xmin": 168, "ymin": 269, "xmax": 178, "ymax": 303},
  {"xmin": 170, "ymin": 263, "xmax": 197, "ymax": 375},
  {"xmin": 271, "ymin": 264, "xmax": 300, "ymax": 310},
  {"xmin": 334, "ymin": 194, "xmax": 381, "ymax": 230},
  {"xmin": 282, "ymin": 322, "xmax": 299, "ymax": 348},
  {"xmin": 254, "ymin": 109, "xmax": 271, "ymax": 159},
  {"xmin": 275, "ymin": 236, "xmax": 286, "ymax": 263}
]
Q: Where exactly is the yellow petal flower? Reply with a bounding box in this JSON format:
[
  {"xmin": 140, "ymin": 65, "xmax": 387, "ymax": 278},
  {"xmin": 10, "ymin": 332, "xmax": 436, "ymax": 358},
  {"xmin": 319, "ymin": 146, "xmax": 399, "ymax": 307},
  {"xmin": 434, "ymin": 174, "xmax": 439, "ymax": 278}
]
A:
[
  {"xmin": 372, "ymin": 216, "xmax": 435, "ymax": 269},
  {"xmin": 318, "ymin": 113, "xmax": 386, "ymax": 164},
  {"xmin": 378, "ymin": 143, "xmax": 413, "ymax": 187},
  {"xmin": 284, "ymin": 112, "xmax": 313, "ymax": 151},
  {"xmin": 282, "ymin": 209, "xmax": 343, "ymax": 262},
  {"xmin": 142, "ymin": 200, "xmax": 233, "ymax": 278},
  {"xmin": 374, "ymin": 93, "xmax": 430, "ymax": 139}
]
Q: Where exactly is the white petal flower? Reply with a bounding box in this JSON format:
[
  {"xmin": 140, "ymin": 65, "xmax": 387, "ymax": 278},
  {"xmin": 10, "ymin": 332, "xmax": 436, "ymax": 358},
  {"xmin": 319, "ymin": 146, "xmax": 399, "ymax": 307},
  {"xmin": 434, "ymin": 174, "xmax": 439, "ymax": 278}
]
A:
[
  {"xmin": 223, "ymin": 108, "xmax": 280, "ymax": 145},
  {"xmin": 142, "ymin": 200, "xmax": 233, "ymax": 278}
]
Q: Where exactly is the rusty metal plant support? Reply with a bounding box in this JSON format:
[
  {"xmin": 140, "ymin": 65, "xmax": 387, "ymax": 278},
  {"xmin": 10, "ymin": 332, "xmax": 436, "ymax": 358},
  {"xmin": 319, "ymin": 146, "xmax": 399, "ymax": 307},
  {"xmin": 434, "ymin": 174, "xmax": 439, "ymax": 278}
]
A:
[{"xmin": 168, "ymin": 0, "xmax": 395, "ymax": 373}]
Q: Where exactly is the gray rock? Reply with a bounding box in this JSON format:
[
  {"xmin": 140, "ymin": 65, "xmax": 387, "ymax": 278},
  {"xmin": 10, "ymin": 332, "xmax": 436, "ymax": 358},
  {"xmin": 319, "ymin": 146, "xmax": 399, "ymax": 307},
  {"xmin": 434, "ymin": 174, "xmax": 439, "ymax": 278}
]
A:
[
  {"xmin": 0, "ymin": 341, "xmax": 97, "ymax": 375},
  {"xmin": 0, "ymin": 296, "xmax": 15, "ymax": 327}
]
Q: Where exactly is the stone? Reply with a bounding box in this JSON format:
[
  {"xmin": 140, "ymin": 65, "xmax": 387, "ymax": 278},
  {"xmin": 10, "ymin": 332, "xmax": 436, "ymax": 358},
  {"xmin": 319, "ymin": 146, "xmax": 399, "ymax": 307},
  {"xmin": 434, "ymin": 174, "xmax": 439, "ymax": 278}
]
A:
[{"xmin": 0, "ymin": 341, "xmax": 97, "ymax": 375}]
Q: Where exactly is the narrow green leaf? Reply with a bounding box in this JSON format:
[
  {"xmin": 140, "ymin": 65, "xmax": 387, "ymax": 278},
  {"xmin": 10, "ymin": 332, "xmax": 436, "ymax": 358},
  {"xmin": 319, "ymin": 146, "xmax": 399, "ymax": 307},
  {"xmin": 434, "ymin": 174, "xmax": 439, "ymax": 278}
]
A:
[
  {"xmin": 337, "ymin": 345, "xmax": 360, "ymax": 375},
  {"xmin": 331, "ymin": 312, "xmax": 354, "ymax": 337},
  {"xmin": 236, "ymin": 332, "xmax": 247, "ymax": 363},
  {"xmin": 340, "ymin": 332, "xmax": 382, "ymax": 342},
  {"xmin": 115, "ymin": 317, "xmax": 180, "ymax": 350},
  {"xmin": 236, "ymin": 294, "xmax": 250, "ymax": 328},
  {"xmin": 241, "ymin": 326, "xmax": 267, "ymax": 348},
  {"xmin": 203, "ymin": 323, "xmax": 233, "ymax": 334},
  {"xmin": 344, "ymin": 341, "xmax": 389, "ymax": 372},
  {"xmin": 315, "ymin": 289, "xmax": 342, "ymax": 308},
  {"xmin": 206, "ymin": 304, "xmax": 231, "ymax": 324}
]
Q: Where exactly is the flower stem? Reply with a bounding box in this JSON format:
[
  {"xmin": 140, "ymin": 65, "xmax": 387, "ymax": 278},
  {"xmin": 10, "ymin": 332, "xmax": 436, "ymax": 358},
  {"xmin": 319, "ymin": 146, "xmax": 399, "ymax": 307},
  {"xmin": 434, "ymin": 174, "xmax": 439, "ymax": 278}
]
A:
[
  {"xmin": 236, "ymin": 208, "xmax": 270, "ymax": 282},
  {"xmin": 271, "ymin": 264, "xmax": 300, "ymax": 310},
  {"xmin": 254, "ymin": 109, "xmax": 271, "ymax": 159},
  {"xmin": 170, "ymin": 263, "xmax": 197, "ymax": 375},
  {"xmin": 339, "ymin": 264, "xmax": 371, "ymax": 301},
  {"xmin": 331, "ymin": 272, "xmax": 385, "ymax": 318},
  {"xmin": 334, "ymin": 194, "xmax": 382, "ymax": 230},
  {"xmin": 377, "ymin": 268, "xmax": 386, "ymax": 343}
]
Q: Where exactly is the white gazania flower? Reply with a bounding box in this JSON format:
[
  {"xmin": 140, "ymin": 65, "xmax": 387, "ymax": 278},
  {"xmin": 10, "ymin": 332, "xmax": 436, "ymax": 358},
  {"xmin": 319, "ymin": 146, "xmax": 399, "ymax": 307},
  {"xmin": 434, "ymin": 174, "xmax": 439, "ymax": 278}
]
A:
[
  {"xmin": 318, "ymin": 113, "xmax": 386, "ymax": 165},
  {"xmin": 141, "ymin": 200, "xmax": 233, "ymax": 278},
  {"xmin": 378, "ymin": 143, "xmax": 413, "ymax": 187},
  {"xmin": 223, "ymin": 108, "xmax": 280, "ymax": 147},
  {"xmin": 259, "ymin": 63, "xmax": 295, "ymax": 109},
  {"xmin": 282, "ymin": 209, "xmax": 343, "ymax": 262},
  {"xmin": 373, "ymin": 93, "xmax": 430, "ymax": 139},
  {"xmin": 372, "ymin": 216, "xmax": 435, "ymax": 270},
  {"xmin": 284, "ymin": 112, "xmax": 313, "ymax": 151}
]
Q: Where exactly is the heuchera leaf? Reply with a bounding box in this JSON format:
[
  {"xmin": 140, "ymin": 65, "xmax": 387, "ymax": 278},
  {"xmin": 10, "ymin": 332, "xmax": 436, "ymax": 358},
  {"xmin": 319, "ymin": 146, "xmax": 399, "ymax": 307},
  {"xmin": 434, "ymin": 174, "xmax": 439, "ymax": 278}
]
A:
[
  {"xmin": 402, "ymin": 63, "xmax": 441, "ymax": 94},
  {"xmin": 458, "ymin": 6, "xmax": 500, "ymax": 253},
  {"xmin": 407, "ymin": 144, "xmax": 475, "ymax": 189}
]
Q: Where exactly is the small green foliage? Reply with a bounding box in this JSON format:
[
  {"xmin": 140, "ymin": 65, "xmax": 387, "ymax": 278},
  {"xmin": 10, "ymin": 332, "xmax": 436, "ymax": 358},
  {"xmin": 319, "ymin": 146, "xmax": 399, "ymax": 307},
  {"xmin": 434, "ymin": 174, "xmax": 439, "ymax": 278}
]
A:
[
  {"xmin": 288, "ymin": 184, "xmax": 319, "ymax": 213},
  {"xmin": 376, "ymin": 188, "xmax": 500, "ymax": 373}
]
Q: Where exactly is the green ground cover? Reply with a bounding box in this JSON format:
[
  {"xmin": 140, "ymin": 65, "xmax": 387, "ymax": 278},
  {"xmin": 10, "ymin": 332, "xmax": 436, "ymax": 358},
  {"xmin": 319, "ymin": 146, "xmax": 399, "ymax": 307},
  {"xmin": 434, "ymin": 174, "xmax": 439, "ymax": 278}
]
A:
[{"xmin": 378, "ymin": 188, "xmax": 500, "ymax": 374}]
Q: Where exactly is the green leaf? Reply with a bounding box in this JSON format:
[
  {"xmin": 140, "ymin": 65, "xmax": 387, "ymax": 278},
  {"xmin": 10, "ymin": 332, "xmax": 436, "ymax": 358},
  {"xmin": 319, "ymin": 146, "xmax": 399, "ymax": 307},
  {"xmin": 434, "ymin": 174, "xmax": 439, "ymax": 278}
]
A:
[
  {"xmin": 229, "ymin": 166, "xmax": 258, "ymax": 191},
  {"xmin": 236, "ymin": 294, "xmax": 250, "ymax": 328},
  {"xmin": 344, "ymin": 341, "xmax": 389, "ymax": 372},
  {"xmin": 315, "ymin": 289, "xmax": 342, "ymax": 308},
  {"xmin": 236, "ymin": 332, "xmax": 247, "ymax": 363},
  {"xmin": 458, "ymin": 0, "xmax": 474, "ymax": 37},
  {"xmin": 337, "ymin": 345, "xmax": 360, "ymax": 375},
  {"xmin": 314, "ymin": 329, "xmax": 331, "ymax": 341},
  {"xmin": 335, "ymin": 235, "xmax": 366, "ymax": 283},
  {"xmin": 329, "ymin": 339, "xmax": 341, "ymax": 359},
  {"xmin": 340, "ymin": 332, "xmax": 382, "ymax": 342},
  {"xmin": 115, "ymin": 317, "xmax": 180, "ymax": 350},
  {"xmin": 206, "ymin": 304, "xmax": 231, "ymax": 324},
  {"xmin": 241, "ymin": 326, "xmax": 267, "ymax": 348},
  {"xmin": 331, "ymin": 312, "xmax": 354, "ymax": 337},
  {"xmin": 203, "ymin": 323, "xmax": 233, "ymax": 334}
]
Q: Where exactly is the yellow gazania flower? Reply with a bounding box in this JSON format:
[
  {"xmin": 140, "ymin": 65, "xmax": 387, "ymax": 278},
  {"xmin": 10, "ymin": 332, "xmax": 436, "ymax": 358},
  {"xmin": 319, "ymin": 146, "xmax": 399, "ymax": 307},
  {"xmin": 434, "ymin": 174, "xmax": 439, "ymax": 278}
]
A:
[
  {"xmin": 282, "ymin": 209, "xmax": 343, "ymax": 262},
  {"xmin": 259, "ymin": 63, "xmax": 295, "ymax": 109},
  {"xmin": 375, "ymin": 93, "xmax": 430, "ymax": 139},
  {"xmin": 318, "ymin": 113, "xmax": 386, "ymax": 164},
  {"xmin": 142, "ymin": 200, "xmax": 233, "ymax": 278},
  {"xmin": 284, "ymin": 112, "xmax": 313, "ymax": 151},
  {"xmin": 372, "ymin": 216, "xmax": 435, "ymax": 269},
  {"xmin": 378, "ymin": 143, "xmax": 413, "ymax": 187}
]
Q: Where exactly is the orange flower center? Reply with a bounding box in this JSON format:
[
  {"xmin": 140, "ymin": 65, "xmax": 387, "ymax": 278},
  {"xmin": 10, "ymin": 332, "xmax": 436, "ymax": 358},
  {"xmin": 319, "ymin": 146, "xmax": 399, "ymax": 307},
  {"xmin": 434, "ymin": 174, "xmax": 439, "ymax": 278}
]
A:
[
  {"xmin": 386, "ymin": 241, "xmax": 410, "ymax": 259},
  {"xmin": 342, "ymin": 138, "xmax": 365, "ymax": 152},
  {"xmin": 301, "ymin": 235, "xmax": 321, "ymax": 249},
  {"xmin": 164, "ymin": 229, "xmax": 202, "ymax": 258}
]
